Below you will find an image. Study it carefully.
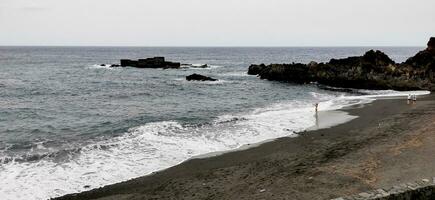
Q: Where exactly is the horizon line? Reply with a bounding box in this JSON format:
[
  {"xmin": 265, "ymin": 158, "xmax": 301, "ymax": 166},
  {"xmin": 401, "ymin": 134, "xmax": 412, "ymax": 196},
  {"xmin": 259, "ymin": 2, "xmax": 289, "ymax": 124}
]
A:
[{"xmin": 0, "ymin": 45, "xmax": 424, "ymax": 48}]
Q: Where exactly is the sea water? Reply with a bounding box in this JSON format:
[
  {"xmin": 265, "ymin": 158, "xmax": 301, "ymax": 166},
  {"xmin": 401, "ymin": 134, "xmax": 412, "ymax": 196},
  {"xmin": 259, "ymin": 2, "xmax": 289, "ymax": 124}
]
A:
[{"xmin": 0, "ymin": 46, "xmax": 427, "ymax": 200}]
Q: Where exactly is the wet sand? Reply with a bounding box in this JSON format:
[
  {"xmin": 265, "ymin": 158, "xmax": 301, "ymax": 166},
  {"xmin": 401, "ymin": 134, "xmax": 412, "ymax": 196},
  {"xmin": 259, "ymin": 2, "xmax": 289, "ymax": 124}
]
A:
[{"xmin": 55, "ymin": 94, "xmax": 435, "ymax": 200}]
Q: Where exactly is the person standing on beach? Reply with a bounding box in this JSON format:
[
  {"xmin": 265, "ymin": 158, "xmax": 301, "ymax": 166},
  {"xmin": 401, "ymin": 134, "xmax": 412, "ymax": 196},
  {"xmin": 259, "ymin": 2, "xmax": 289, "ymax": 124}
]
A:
[
  {"xmin": 412, "ymin": 94, "xmax": 417, "ymax": 104},
  {"xmin": 314, "ymin": 103, "xmax": 319, "ymax": 128},
  {"xmin": 407, "ymin": 94, "xmax": 412, "ymax": 104}
]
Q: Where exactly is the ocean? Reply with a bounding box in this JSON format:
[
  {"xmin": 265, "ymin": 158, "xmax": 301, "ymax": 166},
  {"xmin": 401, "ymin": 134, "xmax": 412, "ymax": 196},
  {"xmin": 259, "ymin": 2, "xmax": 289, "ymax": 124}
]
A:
[{"xmin": 0, "ymin": 46, "xmax": 425, "ymax": 199}]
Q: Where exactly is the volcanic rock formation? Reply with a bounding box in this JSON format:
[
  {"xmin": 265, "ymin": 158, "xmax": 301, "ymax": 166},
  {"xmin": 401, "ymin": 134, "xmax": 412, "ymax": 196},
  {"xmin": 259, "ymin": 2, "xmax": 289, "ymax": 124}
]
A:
[{"xmin": 248, "ymin": 38, "xmax": 435, "ymax": 91}]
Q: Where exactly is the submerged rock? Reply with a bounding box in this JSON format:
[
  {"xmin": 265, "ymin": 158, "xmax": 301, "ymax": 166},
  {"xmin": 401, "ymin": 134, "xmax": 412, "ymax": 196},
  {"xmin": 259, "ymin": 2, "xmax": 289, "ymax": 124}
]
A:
[
  {"xmin": 248, "ymin": 37, "xmax": 435, "ymax": 91},
  {"xmin": 186, "ymin": 74, "xmax": 218, "ymax": 81}
]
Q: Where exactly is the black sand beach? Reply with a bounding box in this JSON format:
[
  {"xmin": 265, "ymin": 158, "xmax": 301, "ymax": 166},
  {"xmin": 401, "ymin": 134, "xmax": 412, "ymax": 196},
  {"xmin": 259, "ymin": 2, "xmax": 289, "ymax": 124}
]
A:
[{"xmin": 55, "ymin": 94, "xmax": 435, "ymax": 200}]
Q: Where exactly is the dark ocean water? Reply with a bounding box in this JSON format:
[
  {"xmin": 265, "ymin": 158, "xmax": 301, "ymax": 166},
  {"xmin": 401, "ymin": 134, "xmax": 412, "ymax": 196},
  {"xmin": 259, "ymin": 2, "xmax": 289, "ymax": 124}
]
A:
[{"xmin": 0, "ymin": 46, "xmax": 423, "ymax": 199}]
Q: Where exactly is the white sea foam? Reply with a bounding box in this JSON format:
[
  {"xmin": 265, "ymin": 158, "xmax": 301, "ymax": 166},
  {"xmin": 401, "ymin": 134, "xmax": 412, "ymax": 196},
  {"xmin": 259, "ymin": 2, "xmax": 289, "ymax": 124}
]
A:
[
  {"xmin": 175, "ymin": 78, "xmax": 234, "ymax": 85},
  {"xmin": 193, "ymin": 79, "xmax": 234, "ymax": 85},
  {"xmin": 0, "ymin": 89, "xmax": 430, "ymax": 200},
  {"xmin": 181, "ymin": 64, "xmax": 223, "ymax": 70},
  {"xmin": 221, "ymin": 71, "xmax": 251, "ymax": 77},
  {"xmin": 356, "ymin": 89, "xmax": 430, "ymax": 98},
  {"xmin": 88, "ymin": 64, "xmax": 118, "ymax": 70},
  {"xmin": 205, "ymin": 65, "xmax": 223, "ymax": 69},
  {"xmin": 312, "ymin": 90, "xmax": 430, "ymax": 111}
]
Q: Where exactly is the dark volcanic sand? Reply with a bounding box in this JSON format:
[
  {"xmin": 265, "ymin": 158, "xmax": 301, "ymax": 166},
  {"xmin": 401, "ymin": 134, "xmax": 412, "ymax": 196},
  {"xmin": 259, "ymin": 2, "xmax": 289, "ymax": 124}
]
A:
[{"xmin": 55, "ymin": 95, "xmax": 435, "ymax": 200}]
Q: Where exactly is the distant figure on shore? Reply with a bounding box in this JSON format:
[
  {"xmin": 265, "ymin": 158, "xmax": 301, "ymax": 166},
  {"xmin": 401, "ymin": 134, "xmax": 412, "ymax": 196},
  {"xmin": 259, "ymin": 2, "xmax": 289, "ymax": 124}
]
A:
[
  {"xmin": 407, "ymin": 94, "xmax": 412, "ymax": 104},
  {"xmin": 412, "ymin": 94, "xmax": 417, "ymax": 104},
  {"xmin": 314, "ymin": 103, "xmax": 319, "ymax": 128}
]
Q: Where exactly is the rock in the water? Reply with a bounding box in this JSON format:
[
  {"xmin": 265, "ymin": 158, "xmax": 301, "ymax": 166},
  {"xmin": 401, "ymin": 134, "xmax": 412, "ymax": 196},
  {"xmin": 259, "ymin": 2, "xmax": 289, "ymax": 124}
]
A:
[
  {"xmin": 248, "ymin": 37, "xmax": 435, "ymax": 91},
  {"xmin": 248, "ymin": 64, "xmax": 266, "ymax": 75},
  {"xmin": 120, "ymin": 57, "xmax": 180, "ymax": 69},
  {"xmin": 186, "ymin": 74, "xmax": 218, "ymax": 81}
]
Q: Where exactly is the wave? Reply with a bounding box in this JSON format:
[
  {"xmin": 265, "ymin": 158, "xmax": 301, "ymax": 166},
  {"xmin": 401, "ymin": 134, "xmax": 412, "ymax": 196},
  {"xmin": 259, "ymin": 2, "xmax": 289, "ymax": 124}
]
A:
[
  {"xmin": 220, "ymin": 71, "xmax": 251, "ymax": 77},
  {"xmin": 313, "ymin": 89, "xmax": 430, "ymax": 111},
  {"xmin": 355, "ymin": 89, "xmax": 430, "ymax": 97},
  {"xmin": 88, "ymin": 64, "xmax": 119, "ymax": 70},
  {"xmin": 0, "ymin": 89, "xmax": 430, "ymax": 200},
  {"xmin": 174, "ymin": 78, "xmax": 235, "ymax": 85},
  {"xmin": 0, "ymin": 100, "xmax": 322, "ymax": 199},
  {"xmin": 181, "ymin": 64, "xmax": 223, "ymax": 70}
]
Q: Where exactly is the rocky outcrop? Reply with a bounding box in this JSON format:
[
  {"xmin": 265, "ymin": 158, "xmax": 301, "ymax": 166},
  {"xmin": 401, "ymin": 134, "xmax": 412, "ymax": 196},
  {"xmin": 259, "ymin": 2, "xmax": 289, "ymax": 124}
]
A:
[
  {"xmin": 247, "ymin": 64, "xmax": 266, "ymax": 75},
  {"xmin": 120, "ymin": 57, "xmax": 180, "ymax": 69},
  {"xmin": 186, "ymin": 74, "xmax": 218, "ymax": 81},
  {"xmin": 427, "ymin": 37, "xmax": 435, "ymax": 52},
  {"xmin": 248, "ymin": 38, "xmax": 435, "ymax": 91}
]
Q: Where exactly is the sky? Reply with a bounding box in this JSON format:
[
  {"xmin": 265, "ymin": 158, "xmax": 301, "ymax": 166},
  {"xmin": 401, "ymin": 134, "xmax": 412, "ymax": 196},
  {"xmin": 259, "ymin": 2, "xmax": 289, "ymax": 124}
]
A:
[{"xmin": 0, "ymin": 0, "xmax": 434, "ymax": 46}]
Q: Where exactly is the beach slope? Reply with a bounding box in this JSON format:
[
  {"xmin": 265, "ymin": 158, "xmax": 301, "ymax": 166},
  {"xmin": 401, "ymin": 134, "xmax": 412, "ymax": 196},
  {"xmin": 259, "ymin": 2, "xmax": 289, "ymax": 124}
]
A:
[{"xmin": 55, "ymin": 95, "xmax": 435, "ymax": 200}]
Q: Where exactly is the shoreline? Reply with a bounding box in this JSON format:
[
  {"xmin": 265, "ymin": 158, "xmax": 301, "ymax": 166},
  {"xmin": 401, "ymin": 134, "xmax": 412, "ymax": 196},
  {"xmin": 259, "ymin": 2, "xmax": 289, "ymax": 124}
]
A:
[
  {"xmin": 194, "ymin": 109, "xmax": 358, "ymax": 160},
  {"xmin": 55, "ymin": 93, "xmax": 435, "ymax": 200}
]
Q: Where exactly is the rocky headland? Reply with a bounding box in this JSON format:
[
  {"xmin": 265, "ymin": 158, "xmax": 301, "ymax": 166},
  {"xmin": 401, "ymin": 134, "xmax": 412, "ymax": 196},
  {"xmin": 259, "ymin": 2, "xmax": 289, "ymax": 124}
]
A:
[{"xmin": 248, "ymin": 37, "xmax": 435, "ymax": 91}]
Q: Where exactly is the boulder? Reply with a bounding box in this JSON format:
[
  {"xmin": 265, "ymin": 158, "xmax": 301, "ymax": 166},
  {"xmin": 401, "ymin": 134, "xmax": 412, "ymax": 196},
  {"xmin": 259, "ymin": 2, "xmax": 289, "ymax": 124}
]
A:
[{"xmin": 186, "ymin": 74, "xmax": 218, "ymax": 81}]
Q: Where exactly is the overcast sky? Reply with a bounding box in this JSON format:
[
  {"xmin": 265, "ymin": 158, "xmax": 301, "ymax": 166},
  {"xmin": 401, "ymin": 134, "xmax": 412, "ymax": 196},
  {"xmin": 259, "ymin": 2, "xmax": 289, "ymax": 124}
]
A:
[{"xmin": 1, "ymin": 0, "xmax": 434, "ymax": 46}]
